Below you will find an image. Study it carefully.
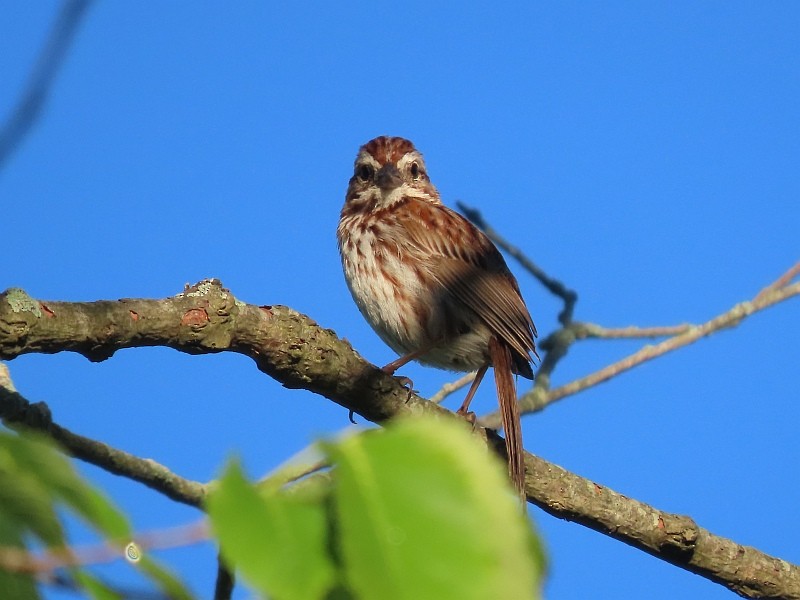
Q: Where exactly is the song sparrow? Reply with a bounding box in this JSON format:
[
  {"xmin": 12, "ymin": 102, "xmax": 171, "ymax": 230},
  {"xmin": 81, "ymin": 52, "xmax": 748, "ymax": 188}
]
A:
[{"xmin": 337, "ymin": 136, "xmax": 537, "ymax": 498}]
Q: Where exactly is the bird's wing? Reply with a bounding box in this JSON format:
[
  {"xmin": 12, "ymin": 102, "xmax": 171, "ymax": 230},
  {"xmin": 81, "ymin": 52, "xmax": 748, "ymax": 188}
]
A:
[{"xmin": 397, "ymin": 200, "xmax": 537, "ymax": 369}]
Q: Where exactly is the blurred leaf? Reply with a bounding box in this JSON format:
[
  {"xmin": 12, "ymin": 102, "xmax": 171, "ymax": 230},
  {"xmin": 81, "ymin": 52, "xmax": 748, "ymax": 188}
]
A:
[
  {"xmin": 327, "ymin": 417, "xmax": 544, "ymax": 600},
  {"xmin": 0, "ymin": 431, "xmax": 194, "ymax": 599},
  {"xmin": 1, "ymin": 431, "xmax": 130, "ymax": 541},
  {"xmin": 0, "ymin": 569, "xmax": 40, "ymax": 600},
  {"xmin": 207, "ymin": 460, "xmax": 337, "ymax": 600},
  {"xmin": 135, "ymin": 555, "xmax": 195, "ymax": 600},
  {"xmin": 0, "ymin": 513, "xmax": 39, "ymax": 600},
  {"xmin": 73, "ymin": 571, "xmax": 122, "ymax": 600},
  {"xmin": 0, "ymin": 435, "xmax": 65, "ymax": 546}
]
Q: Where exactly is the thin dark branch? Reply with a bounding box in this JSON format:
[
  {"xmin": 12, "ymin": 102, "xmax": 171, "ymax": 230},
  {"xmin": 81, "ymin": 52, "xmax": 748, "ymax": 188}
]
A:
[
  {"xmin": 0, "ymin": 0, "xmax": 93, "ymax": 171},
  {"xmin": 214, "ymin": 554, "xmax": 235, "ymax": 600}
]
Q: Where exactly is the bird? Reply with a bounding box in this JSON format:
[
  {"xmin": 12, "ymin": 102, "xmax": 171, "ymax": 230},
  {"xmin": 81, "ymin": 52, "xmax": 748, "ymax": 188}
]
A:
[{"xmin": 337, "ymin": 136, "xmax": 537, "ymax": 498}]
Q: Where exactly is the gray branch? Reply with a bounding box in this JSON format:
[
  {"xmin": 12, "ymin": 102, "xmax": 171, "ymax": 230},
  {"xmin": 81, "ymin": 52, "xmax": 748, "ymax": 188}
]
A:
[{"xmin": 1, "ymin": 281, "xmax": 798, "ymax": 599}]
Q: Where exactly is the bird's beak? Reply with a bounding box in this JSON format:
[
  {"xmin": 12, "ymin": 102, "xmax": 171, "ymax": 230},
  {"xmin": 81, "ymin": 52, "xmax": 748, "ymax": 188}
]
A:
[{"xmin": 375, "ymin": 163, "xmax": 403, "ymax": 191}]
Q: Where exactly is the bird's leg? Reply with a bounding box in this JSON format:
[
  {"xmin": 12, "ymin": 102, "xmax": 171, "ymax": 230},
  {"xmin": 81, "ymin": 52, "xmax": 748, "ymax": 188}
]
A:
[
  {"xmin": 381, "ymin": 345, "xmax": 438, "ymax": 399},
  {"xmin": 457, "ymin": 363, "xmax": 489, "ymax": 423},
  {"xmin": 380, "ymin": 350, "xmax": 419, "ymax": 399},
  {"xmin": 381, "ymin": 347, "xmax": 429, "ymax": 375}
]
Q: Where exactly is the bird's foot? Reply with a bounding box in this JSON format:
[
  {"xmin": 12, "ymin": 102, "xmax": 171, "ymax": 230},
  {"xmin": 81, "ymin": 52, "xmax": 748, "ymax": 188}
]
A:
[
  {"xmin": 456, "ymin": 407, "xmax": 478, "ymax": 429},
  {"xmin": 390, "ymin": 375, "xmax": 416, "ymax": 402}
]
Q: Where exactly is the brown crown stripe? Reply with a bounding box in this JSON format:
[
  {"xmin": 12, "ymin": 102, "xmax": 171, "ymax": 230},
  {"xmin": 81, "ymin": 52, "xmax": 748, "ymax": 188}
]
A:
[{"xmin": 362, "ymin": 136, "xmax": 418, "ymax": 165}]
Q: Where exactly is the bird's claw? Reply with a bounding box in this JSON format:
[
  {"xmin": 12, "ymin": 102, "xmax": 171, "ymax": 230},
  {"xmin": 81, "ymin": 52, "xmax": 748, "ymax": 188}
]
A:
[
  {"xmin": 456, "ymin": 408, "xmax": 478, "ymax": 430},
  {"xmin": 392, "ymin": 375, "xmax": 416, "ymax": 402}
]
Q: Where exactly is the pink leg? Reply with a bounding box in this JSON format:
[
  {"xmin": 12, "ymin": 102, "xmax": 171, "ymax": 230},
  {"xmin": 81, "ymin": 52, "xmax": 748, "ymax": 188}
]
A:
[
  {"xmin": 382, "ymin": 347, "xmax": 430, "ymax": 375},
  {"xmin": 457, "ymin": 364, "xmax": 489, "ymax": 415}
]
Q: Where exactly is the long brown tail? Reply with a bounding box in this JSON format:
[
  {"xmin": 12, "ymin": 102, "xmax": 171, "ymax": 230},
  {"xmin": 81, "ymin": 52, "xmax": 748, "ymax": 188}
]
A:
[{"xmin": 489, "ymin": 337, "xmax": 526, "ymax": 500}]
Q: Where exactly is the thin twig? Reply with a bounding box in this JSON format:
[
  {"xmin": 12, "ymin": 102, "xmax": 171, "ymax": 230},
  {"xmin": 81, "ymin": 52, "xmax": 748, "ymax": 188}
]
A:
[
  {"xmin": 0, "ymin": 0, "xmax": 94, "ymax": 170},
  {"xmin": 543, "ymin": 279, "xmax": 800, "ymax": 409},
  {"xmin": 214, "ymin": 553, "xmax": 235, "ymax": 600},
  {"xmin": 428, "ymin": 371, "xmax": 476, "ymax": 404},
  {"xmin": 457, "ymin": 201, "xmax": 578, "ymax": 324},
  {"xmin": 258, "ymin": 454, "xmax": 330, "ymax": 491},
  {"xmin": 0, "ymin": 520, "xmax": 207, "ymax": 574},
  {"xmin": 573, "ymin": 323, "xmax": 693, "ymax": 339},
  {"xmin": 755, "ymin": 262, "xmax": 800, "ymax": 302},
  {"xmin": 477, "ymin": 262, "xmax": 800, "ymax": 427}
]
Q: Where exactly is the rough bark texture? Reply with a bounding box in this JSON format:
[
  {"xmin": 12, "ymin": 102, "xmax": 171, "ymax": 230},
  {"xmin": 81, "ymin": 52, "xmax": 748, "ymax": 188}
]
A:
[{"xmin": 1, "ymin": 280, "xmax": 798, "ymax": 599}]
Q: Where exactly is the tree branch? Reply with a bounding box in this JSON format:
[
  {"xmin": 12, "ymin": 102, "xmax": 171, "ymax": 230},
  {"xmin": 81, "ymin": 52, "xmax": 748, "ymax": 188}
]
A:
[
  {"xmin": 0, "ymin": 0, "xmax": 94, "ymax": 171},
  {"xmin": 522, "ymin": 450, "xmax": 800, "ymax": 599},
  {"xmin": 537, "ymin": 271, "xmax": 799, "ymax": 409},
  {"xmin": 477, "ymin": 263, "xmax": 800, "ymax": 426},
  {"xmin": 428, "ymin": 371, "xmax": 476, "ymax": 404},
  {"xmin": 547, "ymin": 282, "xmax": 799, "ymax": 405},
  {"xmin": 0, "ymin": 281, "xmax": 437, "ymax": 425},
  {"xmin": 1, "ymin": 280, "xmax": 798, "ymax": 597},
  {"xmin": 572, "ymin": 323, "xmax": 693, "ymax": 339}
]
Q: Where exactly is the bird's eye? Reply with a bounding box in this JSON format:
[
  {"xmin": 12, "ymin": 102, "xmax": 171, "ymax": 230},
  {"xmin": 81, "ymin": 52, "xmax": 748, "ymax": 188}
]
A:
[
  {"xmin": 409, "ymin": 161, "xmax": 421, "ymax": 180},
  {"xmin": 356, "ymin": 164, "xmax": 374, "ymax": 182}
]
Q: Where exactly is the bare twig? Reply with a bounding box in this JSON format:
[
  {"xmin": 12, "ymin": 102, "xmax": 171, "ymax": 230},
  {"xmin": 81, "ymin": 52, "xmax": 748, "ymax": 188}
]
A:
[
  {"xmin": 542, "ymin": 279, "xmax": 800, "ymax": 409},
  {"xmin": 0, "ymin": 521, "xmax": 207, "ymax": 574},
  {"xmin": 476, "ymin": 262, "xmax": 800, "ymax": 426},
  {"xmin": 0, "ymin": 0, "xmax": 94, "ymax": 170},
  {"xmin": 755, "ymin": 262, "xmax": 800, "ymax": 302},
  {"xmin": 439, "ymin": 323, "xmax": 693, "ymax": 409},
  {"xmin": 572, "ymin": 322, "xmax": 693, "ymax": 339},
  {"xmin": 431, "ymin": 202, "xmax": 580, "ymax": 403},
  {"xmin": 428, "ymin": 371, "xmax": 475, "ymax": 404},
  {"xmin": 256, "ymin": 441, "xmax": 332, "ymax": 489}
]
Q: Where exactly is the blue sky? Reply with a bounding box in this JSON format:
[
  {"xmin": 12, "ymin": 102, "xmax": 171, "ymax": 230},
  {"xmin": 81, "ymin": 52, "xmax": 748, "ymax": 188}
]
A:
[{"xmin": 3, "ymin": 2, "xmax": 799, "ymax": 598}]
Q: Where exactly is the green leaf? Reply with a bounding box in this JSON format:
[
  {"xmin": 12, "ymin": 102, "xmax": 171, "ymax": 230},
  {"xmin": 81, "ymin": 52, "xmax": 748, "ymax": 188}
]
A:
[
  {"xmin": 328, "ymin": 416, "xmax": 544, "ymax": 600},
  {"xmin": 0, "ymin": 513, "xmax": 39, "ymax": 600},
  {"xmin": 73, "ymin": 571, "xmax": 123, "ymax": 600},
  {"xmin": 0, "ymin": 431, "xmax": 194, "ymax": 599},
  {"xmin": 134, "ymin": 555, "xmax": 195, "ymax": 600},
  {"xmin": 0, "ymin": 570, "xmax": 40, "ymax": 600},
  {"xmin": 1, "ymin": 431, "xmax": 130, "ymax": 541},
  {"xmin": 207, "ymin": 460, "xmax": 337, "ymax": 600},
  {"xmin": 0, "ymin": 436, "xmax": 65, "ymax": 546}
]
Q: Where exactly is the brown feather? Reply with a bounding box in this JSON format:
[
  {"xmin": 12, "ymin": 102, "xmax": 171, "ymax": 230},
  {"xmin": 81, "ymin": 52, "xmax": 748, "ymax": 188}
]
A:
[
  {"xmin": 489, "ymin": 336, "xmax": 526, "ymax": 500},
  {"xmin": 396, "ymin": 198, "xmax": 537, "ymax": 375},
  {"xmin": 339, "ymin": 136, "xmax": 537, "ymax": 499}
]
